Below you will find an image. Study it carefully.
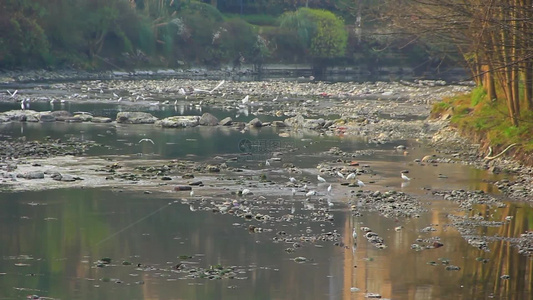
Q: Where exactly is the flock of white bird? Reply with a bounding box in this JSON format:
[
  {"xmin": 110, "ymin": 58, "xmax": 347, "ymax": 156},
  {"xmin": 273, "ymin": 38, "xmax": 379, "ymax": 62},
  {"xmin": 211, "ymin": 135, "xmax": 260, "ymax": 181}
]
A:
[{"xmin": 280, "ymin": 167, "xmax": 412, "ymax": 243}]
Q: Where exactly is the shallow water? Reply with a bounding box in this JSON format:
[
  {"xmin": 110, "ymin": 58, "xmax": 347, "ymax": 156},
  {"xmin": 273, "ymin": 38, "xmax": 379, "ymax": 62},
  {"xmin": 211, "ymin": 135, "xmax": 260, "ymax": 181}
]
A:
[{"xmin": 0, "ymin": 94, "xmax": 532, "ymax": 300}]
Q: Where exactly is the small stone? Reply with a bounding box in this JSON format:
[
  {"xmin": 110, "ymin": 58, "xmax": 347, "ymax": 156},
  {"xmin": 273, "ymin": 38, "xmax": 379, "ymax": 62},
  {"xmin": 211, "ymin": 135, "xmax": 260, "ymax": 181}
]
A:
[{"xmin": 174, "ymin": 186, "xmax": 192, "ymax": 191}]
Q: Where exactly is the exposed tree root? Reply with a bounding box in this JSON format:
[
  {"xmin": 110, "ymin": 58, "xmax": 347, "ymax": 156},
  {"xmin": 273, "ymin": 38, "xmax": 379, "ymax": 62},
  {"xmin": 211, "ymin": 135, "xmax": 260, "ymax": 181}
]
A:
[{"xmin": 484, "ymin": 143, "xmax": 518, "ymax": 161}]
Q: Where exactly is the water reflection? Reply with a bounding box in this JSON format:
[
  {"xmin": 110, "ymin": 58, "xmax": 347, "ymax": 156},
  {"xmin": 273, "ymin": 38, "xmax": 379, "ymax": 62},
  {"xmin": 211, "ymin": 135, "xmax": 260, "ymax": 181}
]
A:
[{"xmin": 1, "ymin": 188, "xmax": 530, "ymax": 299}]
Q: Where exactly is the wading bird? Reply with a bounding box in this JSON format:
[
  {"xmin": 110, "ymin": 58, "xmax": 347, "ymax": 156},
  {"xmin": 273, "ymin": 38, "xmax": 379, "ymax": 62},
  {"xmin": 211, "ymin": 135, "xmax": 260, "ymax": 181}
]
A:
[
  {"xmin": 401, "ymin": 172, "xmax": 411, "ymax": 181},
  {"xmin": 317, "ymin": 175, "xmax": 326, "ymax": 183}
]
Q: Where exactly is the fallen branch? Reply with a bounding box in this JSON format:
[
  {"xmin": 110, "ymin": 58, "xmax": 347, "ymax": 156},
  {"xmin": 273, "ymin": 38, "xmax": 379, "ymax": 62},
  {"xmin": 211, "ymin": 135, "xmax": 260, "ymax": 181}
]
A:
[{"xmin": 484, "ymin": 143, "xmax": 517, "ymax": 161}]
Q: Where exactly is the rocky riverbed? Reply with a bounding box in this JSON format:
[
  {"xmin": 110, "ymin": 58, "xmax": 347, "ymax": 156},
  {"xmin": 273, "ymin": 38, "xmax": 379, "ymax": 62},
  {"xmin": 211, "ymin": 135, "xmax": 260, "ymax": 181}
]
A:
[{"xmin": 1, "ymin": 73, "xmax": 532, "ymax": 263}]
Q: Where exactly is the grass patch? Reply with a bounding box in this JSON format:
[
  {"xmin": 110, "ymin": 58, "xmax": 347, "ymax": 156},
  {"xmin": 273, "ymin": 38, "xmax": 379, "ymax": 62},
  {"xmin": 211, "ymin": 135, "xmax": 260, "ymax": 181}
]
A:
[{"xmin": 431, "ymin": 86, "xmax": 533, "ymax": 158}]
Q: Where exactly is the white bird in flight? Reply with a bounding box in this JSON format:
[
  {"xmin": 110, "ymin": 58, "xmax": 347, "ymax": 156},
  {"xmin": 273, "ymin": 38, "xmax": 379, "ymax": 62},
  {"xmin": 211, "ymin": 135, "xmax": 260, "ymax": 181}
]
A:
[
  {"xmin": 192, "ymin": 80, "xmax": 225, "ymax": 94},
  {"xmin": 7, "ymin": 90, "xmax": 18, "ymax": 98},
  {"xmin": 317, "ymin": 175, "xmax": 326, "ymax": 183},
  {"xmin": 138, "ymin": 138, "xmax": 155, "ymax": 144},
  {"xmin": 209, "ymin": 80, "xmax": 225, "ymax": 94},
  {"xmin": 401, "ymin": 172, "xmax": 411, "ymax": 181}
]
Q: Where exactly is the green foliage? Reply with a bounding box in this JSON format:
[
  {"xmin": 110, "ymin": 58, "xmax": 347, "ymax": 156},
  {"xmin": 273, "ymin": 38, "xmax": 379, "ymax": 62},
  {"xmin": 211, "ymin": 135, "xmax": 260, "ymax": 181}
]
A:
[
  {"xmin": 279, "ymin": 8, "xmax": 316, "ymax": 48},
  {"xmin": 0, "ymin": 0, "xmax": 50, "ymax": 67},
  {"xmin": 279, "ymin": 8, "xmax": 347, "ymax": 60},
  {"xmin": 182, "ymin": 1, "xmax": 224, "ymax": 23},
  {"xmin": 309, "ymin": 10, "xmax": 347, "ymax": 58},
  {"xmin": 264, "ymin": 27, "xmax": 307, "ymax": 63},
  {"xmin": 138, "ymin": 23, "xmax": 156, "ymax": 55},
  {"xmin": 225, "ymin": 14, "xmax": 279, "ymax": 26},
  {"xmin": 219, "ymin": 19, "xmax": 257, "ymax": 59},
  {"xmin": 470, "ymin": 86, "xmax": 487, "ymax": 106}
]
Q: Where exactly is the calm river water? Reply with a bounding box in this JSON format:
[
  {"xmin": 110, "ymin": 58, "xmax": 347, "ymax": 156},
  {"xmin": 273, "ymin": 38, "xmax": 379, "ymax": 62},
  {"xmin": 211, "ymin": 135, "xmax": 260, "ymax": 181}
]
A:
[{"xmin": 0, "ymin": 94, "xmax": 531, "ymax": 299}]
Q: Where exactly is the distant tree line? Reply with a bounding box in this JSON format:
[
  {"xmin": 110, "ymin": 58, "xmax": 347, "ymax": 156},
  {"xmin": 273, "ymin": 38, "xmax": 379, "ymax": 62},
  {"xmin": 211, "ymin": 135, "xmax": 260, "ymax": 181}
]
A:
[{"xmin": 0, "ymin": 0, "xmax": 451, "ymax": 73}]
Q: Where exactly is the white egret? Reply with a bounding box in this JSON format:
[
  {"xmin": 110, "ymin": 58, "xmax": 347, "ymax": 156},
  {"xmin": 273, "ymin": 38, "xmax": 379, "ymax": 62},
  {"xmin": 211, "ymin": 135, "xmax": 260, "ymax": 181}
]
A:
[
  {"xmin": 401, "ymin": 173, "xmax": 411, "ymax": 181},
  {"xmin": 138, "ymin": 138, "xmax": 155, "ymax": 144},
  {"xmin": 327, "ymin": 184, "xmax": 332, "ymax": 194},
  {"xmin": 291, "ymin": 188, "xmax": 296, "ymax": 196},
  {"xmin": 178, "ymin": 88, "xmax": 187, "ymax": 95},
  {"xmin": 113, "ymin": 93, "xmax": 119, "ymax": 98},
  {"xmin": 346, "ymin": 173, "xmax": 356, "ymax": 180},
  {"xmin": 327, "ymin": 198, "xmax": 334, "ymax": 208},
  {"xmin": 241, "ymin": 188, "xmax": 251, "ymax": 196},
  {"xmin": 352, "ymin": 228, "xmax": 357, "ymax": 240},
  {"xmin": 305, "ymin": 190, "xmax": 317, "ymax": 197},
  {"xmin": 289, "ymin": 177, "xmax": 297, "ymax": 184},
  {"xmin": 357, "ymin": 179, "xmax": 365, "ymax": 187},
  {"xmin": 265, "ymin": 160, "xmax": 270, "ymax": 167},
  {"xmin": 317, "ymin": 175, "xmax": 326, "ymax": 183},
  {"xmin": 241, "ymin": 95, "xmax": 249, "ymax": 104},
  {"xmin": 190, "ymin": 190, "xmax": 194, "ymax": 197},
  {"xmin": 336, "ymin": 171, "xmax": 344, "ymax": 179}
]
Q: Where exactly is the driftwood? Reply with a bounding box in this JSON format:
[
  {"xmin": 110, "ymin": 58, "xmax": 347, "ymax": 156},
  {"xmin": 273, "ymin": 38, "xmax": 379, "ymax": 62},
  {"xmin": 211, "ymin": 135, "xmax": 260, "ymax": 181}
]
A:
[{"xmin": 484, "ymin": 143, "xmax": 517, "ymax": 161}]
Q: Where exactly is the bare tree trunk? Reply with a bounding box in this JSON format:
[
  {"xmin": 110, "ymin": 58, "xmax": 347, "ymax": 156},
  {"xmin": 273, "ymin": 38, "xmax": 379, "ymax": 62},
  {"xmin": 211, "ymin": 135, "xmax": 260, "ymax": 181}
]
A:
[{"xmin": 482, "ymin": 64, "xmax": 496, "ymax": 101}]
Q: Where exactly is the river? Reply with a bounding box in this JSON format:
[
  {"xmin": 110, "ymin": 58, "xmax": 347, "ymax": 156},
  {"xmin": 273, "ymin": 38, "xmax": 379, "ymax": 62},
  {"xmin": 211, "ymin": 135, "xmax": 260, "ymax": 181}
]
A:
[{"xmin": 0, "ymin": 78, "xmax": 531, "ymax": 300}]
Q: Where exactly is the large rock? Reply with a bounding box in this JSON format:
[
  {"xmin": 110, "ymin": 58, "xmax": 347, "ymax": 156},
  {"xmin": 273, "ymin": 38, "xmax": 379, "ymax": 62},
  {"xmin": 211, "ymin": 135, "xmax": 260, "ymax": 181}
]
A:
[
  {"xmin": 116, "ymin": 112, "xmax": 158, "ymax": 124},
  {"xmin": 52, "ymin": 110, "xmax": 73, "ymax": 121},
  {"xmin": 51, "ymin": 110, "xmax": 72, "ymax": 118},
  {"xmin": 199, "ymin": 113, "xmax": 219, "ymax": 126},
  {"xmin": 284, "ymin": 114, "xmax": 305, "ymax": 128},
  {"xmin": 2, "ymin": 110, "xmax": 40, "ymax": 122},
  {"xmin": 21, "ymin": 171, "xmax": 45, "ymax": 179},
  {"xmin": 155, "ymin": 116, "xmax": 199, "ymax": 128},
  {"xmin": 271, "ymin": 121, "xmax": 287, "ymax": 127},
  {"xmin": 39, "ymin": 112, "xmax": 56, "ymax": 122},
  {"xmin": 91, "ymin": 117, "xmax": 113, "ymax": 123},
  {"xmin": 303, "ymin": 118, "xmax": 326, "ymax": 130},
  {"xmin": 248, "ymin": 118, "xmax": 263, "ymax": 128},
  {"xmin": 219, "ymin": 117, "xmax": 233, "ymax": 126},
  {"xmin": 73, "ymin": 114, "xmax": 93, "ymax": 122}
]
